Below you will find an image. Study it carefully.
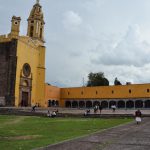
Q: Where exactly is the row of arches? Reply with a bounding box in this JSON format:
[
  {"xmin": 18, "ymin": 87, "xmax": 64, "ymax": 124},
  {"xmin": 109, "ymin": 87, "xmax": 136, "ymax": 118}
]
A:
[
  {"xmin": 65, "ymin": 99, "xmax": 150, "ymax": 109},
  {"xmin": 48, "ymin": 100, "xmax": 59, "ymax": 107}
]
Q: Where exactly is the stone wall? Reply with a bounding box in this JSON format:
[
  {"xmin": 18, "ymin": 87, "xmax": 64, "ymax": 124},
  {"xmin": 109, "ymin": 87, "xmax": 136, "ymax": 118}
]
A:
[{"xmin": 0, "ymin": 39, "xmax": 17, "ymax": 106}]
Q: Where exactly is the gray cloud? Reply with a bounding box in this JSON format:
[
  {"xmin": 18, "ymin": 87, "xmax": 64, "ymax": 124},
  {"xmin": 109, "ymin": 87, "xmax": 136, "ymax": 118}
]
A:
[
  {"xmin": 90, "ymin": 25, "xmax": 150, "ymax": 67},
  {"xmin": 63, "ymin": 10, "xmax": 82, "ymax": 31}
]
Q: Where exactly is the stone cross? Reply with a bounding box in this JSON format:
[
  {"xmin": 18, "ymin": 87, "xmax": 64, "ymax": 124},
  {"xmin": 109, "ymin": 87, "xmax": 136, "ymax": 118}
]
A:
[{"xmin": 36, "ymin": 0, "xmax": 39, "ymax": 4}]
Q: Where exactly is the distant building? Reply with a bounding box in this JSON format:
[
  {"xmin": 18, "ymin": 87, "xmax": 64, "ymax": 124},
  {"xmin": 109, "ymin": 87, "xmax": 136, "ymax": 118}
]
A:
[{"xmin": 45, "ymin": 84, "xmax": 150, "ymax": 109}]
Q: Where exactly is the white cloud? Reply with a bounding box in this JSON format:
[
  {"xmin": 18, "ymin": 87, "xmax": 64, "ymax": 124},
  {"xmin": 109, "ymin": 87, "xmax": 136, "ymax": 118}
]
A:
[
  {"xmin": 62, "ymin": 10, "xmax": 82, "ymax": 31},
  {"xmin": 90, "ymin": 24, "xmax": 150, "ymax": 67}
]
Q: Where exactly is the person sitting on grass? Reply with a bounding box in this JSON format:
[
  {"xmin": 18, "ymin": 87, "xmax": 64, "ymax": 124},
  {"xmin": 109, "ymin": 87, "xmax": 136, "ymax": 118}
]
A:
[
  {"xmin": 84, "ymin": 109, "xmax": 90, "ymax": 116},
  {"xmin": 51, "ymin": 111, "xmax": 56, "ymax": 118},
  {"xmin": 47, "ymin": 110, "xmax": 52, "ymax": 117}
]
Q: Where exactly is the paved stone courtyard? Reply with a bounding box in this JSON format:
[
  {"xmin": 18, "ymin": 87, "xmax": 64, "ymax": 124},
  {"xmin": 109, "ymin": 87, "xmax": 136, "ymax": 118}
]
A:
[{"xmin": 38, "ymin": 117, "xmax": 150, "ymax": 150}]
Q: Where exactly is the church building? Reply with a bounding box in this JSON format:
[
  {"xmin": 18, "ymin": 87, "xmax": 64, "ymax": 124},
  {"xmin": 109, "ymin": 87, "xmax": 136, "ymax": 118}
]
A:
[
  {"xmin": 1, "ymin": 1, "xmax": 150, "ymax": 109},
  {"xmin": 0, "ymin": 0, "xmax": 45, "ymax": 107}
]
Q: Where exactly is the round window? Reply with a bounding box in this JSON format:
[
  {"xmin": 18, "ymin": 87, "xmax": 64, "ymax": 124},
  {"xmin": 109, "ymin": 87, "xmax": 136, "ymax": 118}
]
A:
[{"xmin": 23, "ymin": 63, "xmax": 31, "ymax": 77}]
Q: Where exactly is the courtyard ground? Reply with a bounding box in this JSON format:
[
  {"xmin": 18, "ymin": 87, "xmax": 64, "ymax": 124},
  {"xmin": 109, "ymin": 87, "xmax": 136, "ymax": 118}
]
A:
[
  {"xmin": 1, "ymin": 107, "xmax": 150, "ymax": 116},
  {"xmin": 0, "ymin": 115, "xmax": 131, "ymax": 150},
  {"xmin": 38, "ymin": 117, "xmax": 150, "ymax": 150}
]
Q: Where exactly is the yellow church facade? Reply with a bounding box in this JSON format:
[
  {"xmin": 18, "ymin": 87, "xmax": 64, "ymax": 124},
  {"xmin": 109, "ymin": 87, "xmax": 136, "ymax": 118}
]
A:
[{"xmin": 0, "ymin": 1, "xmax": 45, "ymax": 107}]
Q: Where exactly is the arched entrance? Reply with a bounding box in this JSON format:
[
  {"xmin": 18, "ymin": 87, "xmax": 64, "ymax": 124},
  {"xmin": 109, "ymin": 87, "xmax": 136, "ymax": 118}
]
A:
[
  {"xmin": 56, "ymin": 101, "xmax": 59, "ymax": 106},
  {"xmin": 118, "ymin": 101, "xmax": 125, "ymax": 108},
  {"xmin": 86, "ymin": 101, "xmax": 92, "ymax": 108},
  {"xmin": 126, "ymin": 100, "xmax": 134, "ymax": 108},
  {"xmin": 109, "ymin": 101, "xmax": 116, "ymax": 108},
  {"xmin": 20, "ymin": 79, "xmax": 32, "ymax": 107},
  {"xmin": 65, "ymin": 101, "xmax": 71, "ymax": 108},
  {"xmin": 101, "ymin": 101, "xmax": 108, "ymax": 108},
  {"xmin": 93, "ymin": 101, "xmax": 100, "ymax": 106},
  {"xmin": 79, "ymin": 101, "xmax": 85, "ymax": 108},
  {"xmin": 48, "ymin": 100, "xmax": 51, "ymax": 107},
  {"xmin": 145, "ymin": 100, "xmax": 150, "ymax": 108},
  {"xmin": 52, "ymin": 100, "xmax": 56, "ymax": 106},
  {"xmin": 135, "ymin": 100, "xmax": 143, "ymax": 108},
  {"xmin": 19, "ymin": 64, "xmax": 32, "ymax": 107},
  {"xmin": 72, "ymin": 101, "xmax": 78, "ymax": 108}
]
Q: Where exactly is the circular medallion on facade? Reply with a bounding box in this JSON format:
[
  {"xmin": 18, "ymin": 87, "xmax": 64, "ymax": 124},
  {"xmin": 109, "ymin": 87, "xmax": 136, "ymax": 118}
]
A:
[{"xmin": 23, "ymin": 63, "xmax": 31, "ymax": 77}]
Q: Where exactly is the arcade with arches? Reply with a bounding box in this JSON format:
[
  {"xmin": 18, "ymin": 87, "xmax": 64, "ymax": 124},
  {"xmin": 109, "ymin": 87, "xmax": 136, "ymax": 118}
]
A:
[{"xmin": 64, "ymin": 99, "xmax": 150, "ymax": 109}]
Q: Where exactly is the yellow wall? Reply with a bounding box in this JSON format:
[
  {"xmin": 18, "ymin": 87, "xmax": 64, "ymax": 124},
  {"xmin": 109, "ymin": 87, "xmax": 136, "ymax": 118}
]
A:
[
  {"xmin": 45, "ymin": 84, "xmax": 60, "ymax": 105},
  {"xmin": 58, "ymin": 84, "xmax": 150, "ymax": 107},
  {"xmin": 15, "ymin": 36, "xmax": 45, "ymax": 107}
]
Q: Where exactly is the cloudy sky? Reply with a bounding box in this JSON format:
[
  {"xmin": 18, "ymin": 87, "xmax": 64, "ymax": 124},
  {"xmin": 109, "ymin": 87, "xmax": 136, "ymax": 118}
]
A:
[{"xmin": 1, "ymin": 0, "xmax": 150, "ymax": 87}]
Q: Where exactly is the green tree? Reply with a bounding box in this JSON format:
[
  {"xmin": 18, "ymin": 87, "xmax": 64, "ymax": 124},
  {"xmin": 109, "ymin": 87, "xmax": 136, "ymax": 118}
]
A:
[{"xmin": 87, "ymin": 72, "xmax": 109, "ymax": 87}]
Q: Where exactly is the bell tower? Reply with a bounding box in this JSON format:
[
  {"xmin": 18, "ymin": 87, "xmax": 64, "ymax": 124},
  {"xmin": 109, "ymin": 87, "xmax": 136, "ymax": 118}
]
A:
[
  {"xmin": 27, "ymin": 0, "xmax": 45, "ymax": 42},
  {"xmin": 10, "ymin": 16, "xmax": 21, "ymax": 37}
]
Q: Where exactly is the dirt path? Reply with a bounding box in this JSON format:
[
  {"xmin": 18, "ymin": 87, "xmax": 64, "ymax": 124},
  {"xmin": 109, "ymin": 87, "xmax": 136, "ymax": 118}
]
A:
[{"xmin": 38, "ymin": 118, "xmax": 150, "ymax": 150}]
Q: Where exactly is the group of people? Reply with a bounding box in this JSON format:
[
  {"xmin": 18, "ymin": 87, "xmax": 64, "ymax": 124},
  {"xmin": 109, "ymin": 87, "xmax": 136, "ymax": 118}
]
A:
[
  {"xmin": 84, "ymin": 105, "xmax": 103, "ymax": 116},
  {"xmin": 32, "ymin": 103, "xmax": 142, "ymax": 124},
  {"xmin": 93, "ymin": 105, "xmax": 103, "ymax": 114},
  {"xmin": 84, "ymin": 109, "xmax": 91, "ymax": 116},
  {"xmin": 47, "ymin": 109, "xmax": 58, "ymax": 118},
  {"xmin": 31, "ymin": 104, "xmax": 59, "ymax": 118},
  {"xmin": 84, "ymin": 105, "xmax": 142, "ymax": 125},
  {"xmin": 93, "ymin": 104, "xmax": 116, "ymax": 114}
]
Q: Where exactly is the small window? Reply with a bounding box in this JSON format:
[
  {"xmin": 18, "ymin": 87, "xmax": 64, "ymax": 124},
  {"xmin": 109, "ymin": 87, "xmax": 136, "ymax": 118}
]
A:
[
  {"xmin": 68, "ymin": 92, "xmax": 70, "ymax": 95},
  {"xmin": 14, "ymin": 21, "xmax": 18, "ymax": 25},
  {"xmin": 112, "ymin": 90, "xmax": 114, "ymax": 94},
  {"xmin": 96, "ymin": 91, "xmax": 98, "ymax": 95},
  {"xmin": 40, "ymin": 28, "xmax": 42, "ymax": 38},
  {"xmin": 81, "ymin": 91, "xmax": 83, "ymax": 95},
  {"xmin": 30, "ymin": 26, "xmax": 34, "ymax": 37},
  {"xmin": 129, "ymin": 89, "xmax": 131, "ymax": 94},
  {"xmin": 147, "ymin": 89, "xmax": 150, "ymax": 93}
]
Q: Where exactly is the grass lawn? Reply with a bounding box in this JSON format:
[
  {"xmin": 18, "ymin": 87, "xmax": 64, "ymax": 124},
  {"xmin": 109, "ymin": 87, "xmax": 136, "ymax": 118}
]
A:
[{"xmin": 0, "ymin": 115, "xmax": 132, "ymax": 150}]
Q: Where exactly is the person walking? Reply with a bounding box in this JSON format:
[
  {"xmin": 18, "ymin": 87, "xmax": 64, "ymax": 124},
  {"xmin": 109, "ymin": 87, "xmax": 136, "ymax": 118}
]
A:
[
  {"xmin": 99, "ymin": 104, "xmax": 103, "ymax": 114},
  {"xmin": 111, "ymin": 105, "xmax": 116, "ymax": 112},
  {"xmin": 135, "ymin": 109, "xmax": 142, "ymax": 124},
  {"xmin": 31, "ymin": 104, "xmax": 37, "ymax": 112}
]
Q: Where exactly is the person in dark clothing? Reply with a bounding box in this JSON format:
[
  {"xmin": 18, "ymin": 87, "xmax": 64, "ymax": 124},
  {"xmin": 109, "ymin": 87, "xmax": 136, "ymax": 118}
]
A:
[
  {"xmin": 135, "ymin": 109, "xmax": 142, "ymax": 124},
  {"xmin": 31, "ymin": 104, "xmax": 37, "ymax": 112},
  {"xmin": 99, "ymin": 105, "xmax": 103, "ymax": 114},
  {"xmin": 84, "ymin": 109, "xmax": 90, "ymax": 116}
]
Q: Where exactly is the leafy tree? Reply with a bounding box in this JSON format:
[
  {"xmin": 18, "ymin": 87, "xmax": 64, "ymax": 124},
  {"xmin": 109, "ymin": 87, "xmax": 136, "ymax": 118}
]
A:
[
  {"xmin": 87, "ymin": 72, "xmax": 109, "ymax": 87},
  {"xmin": 114, "ymin": 77, "xmax": 122, "ymax": 85}
]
